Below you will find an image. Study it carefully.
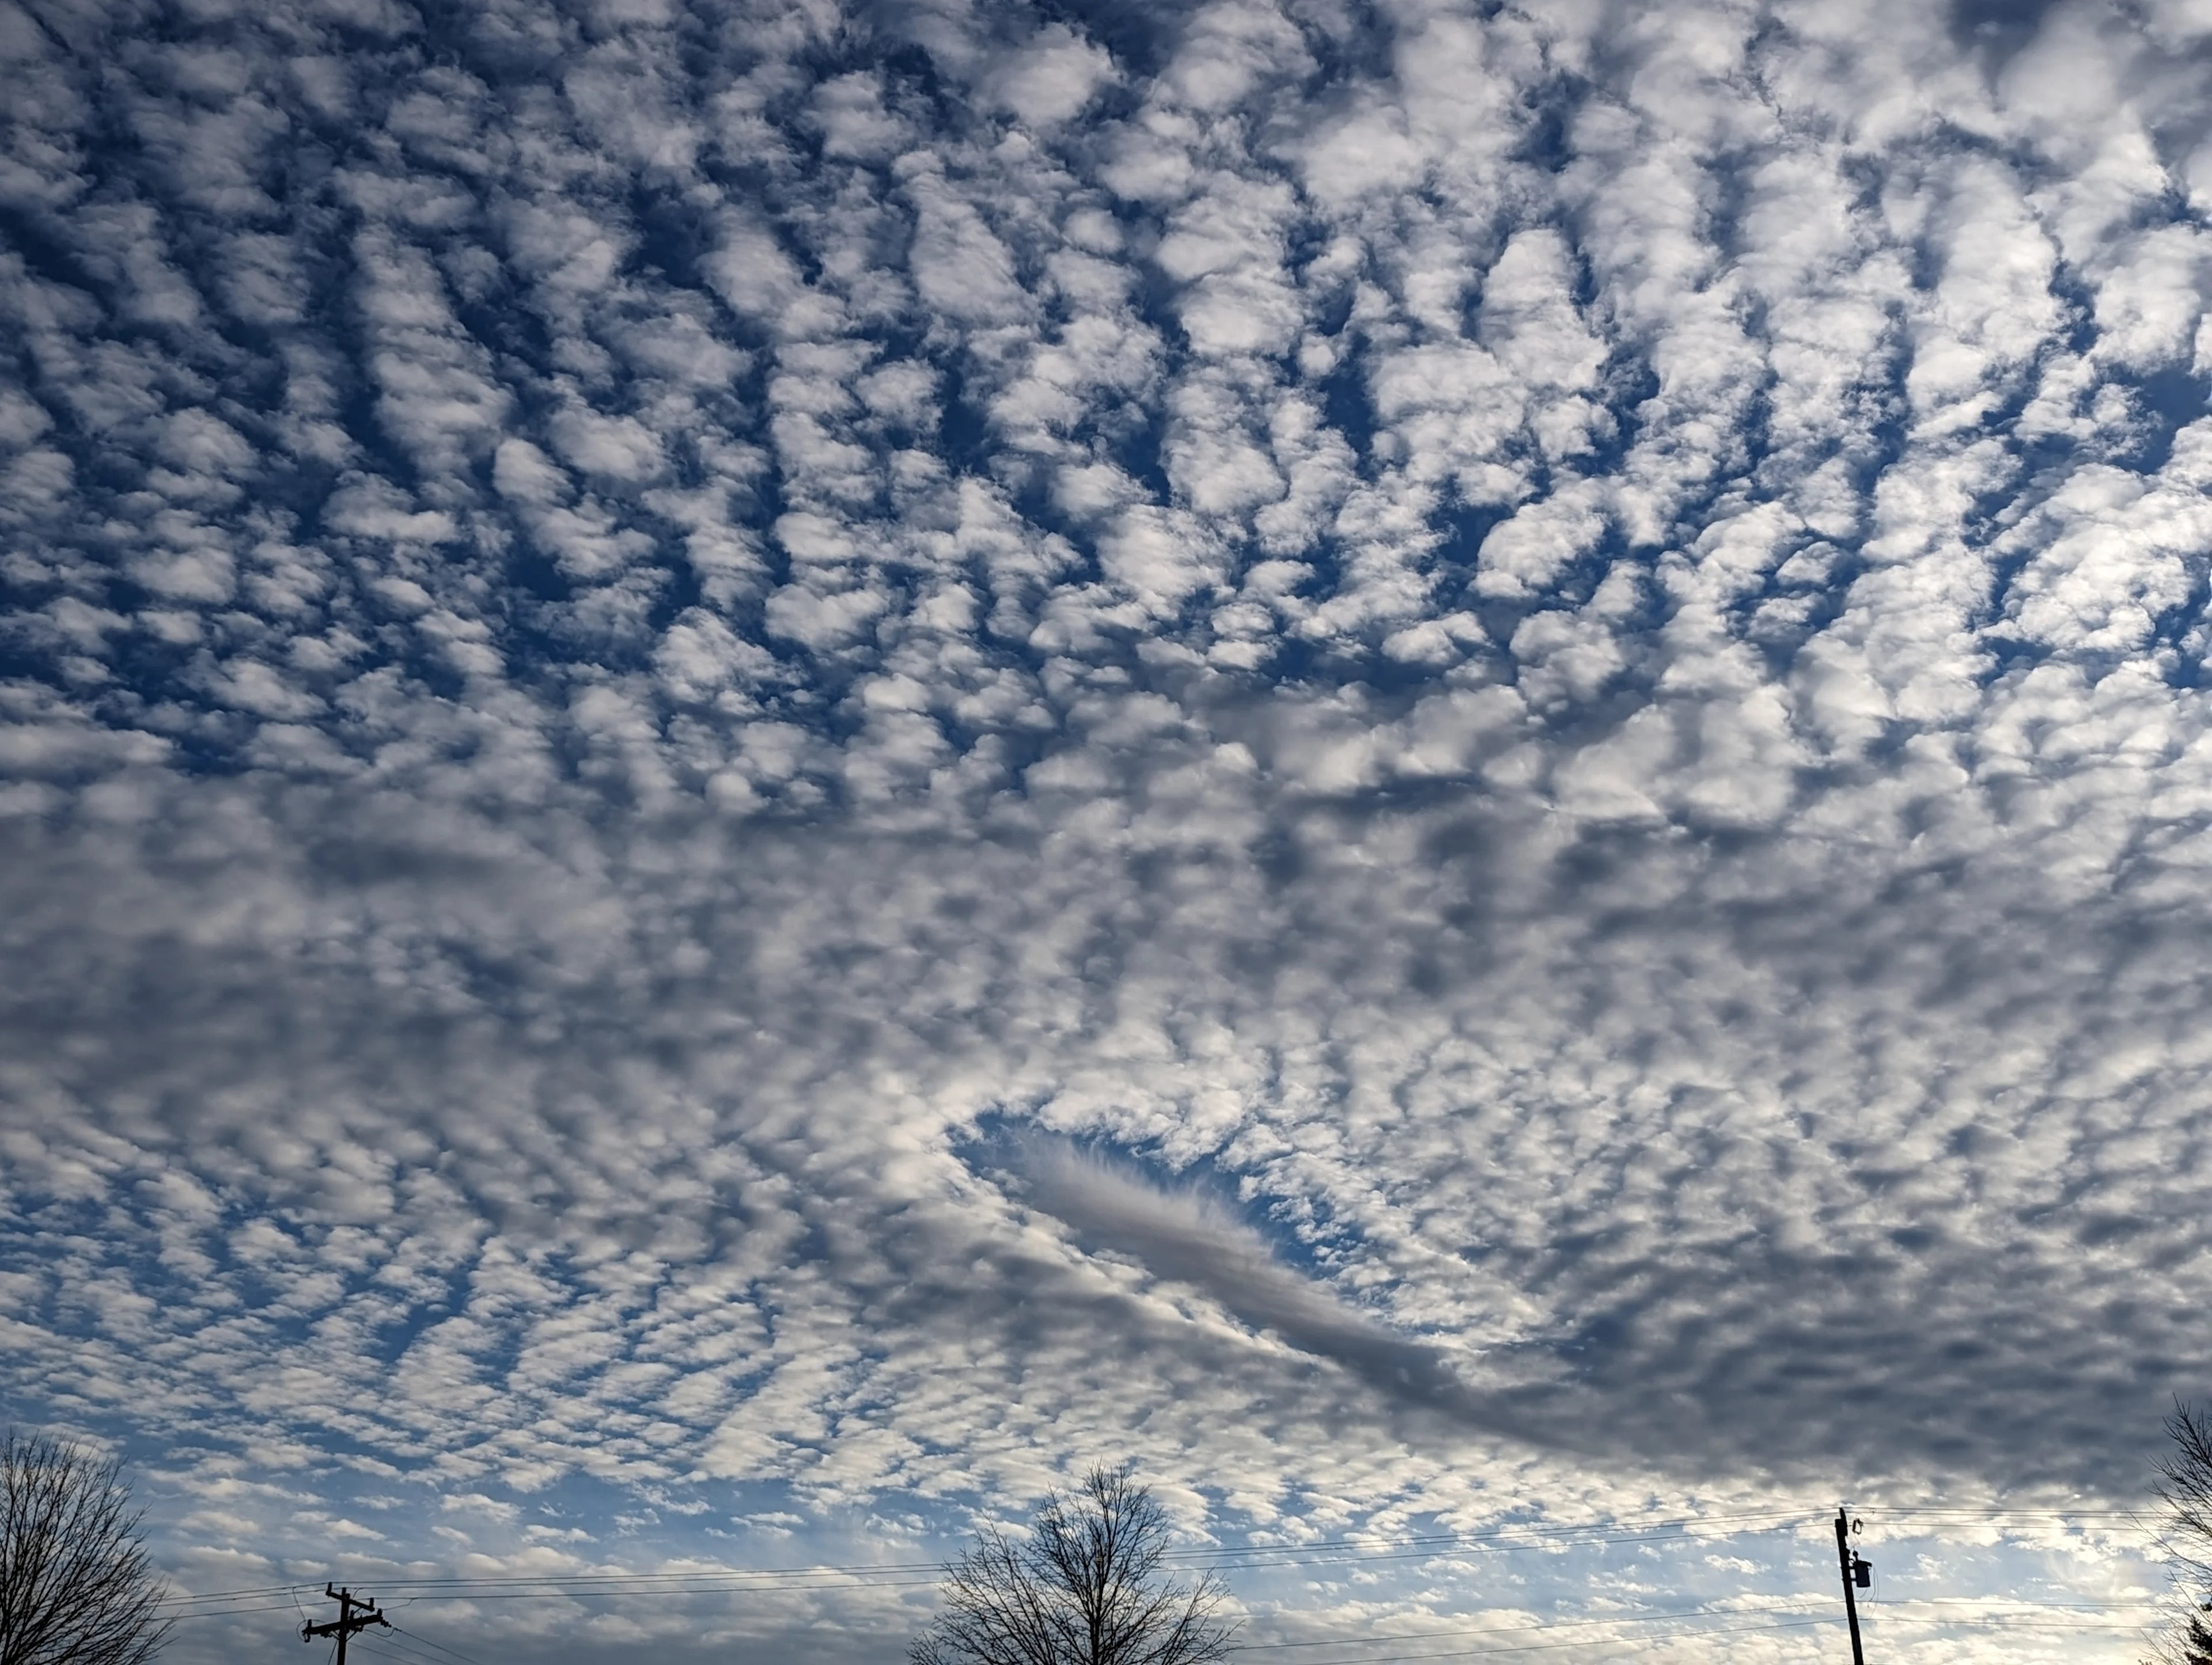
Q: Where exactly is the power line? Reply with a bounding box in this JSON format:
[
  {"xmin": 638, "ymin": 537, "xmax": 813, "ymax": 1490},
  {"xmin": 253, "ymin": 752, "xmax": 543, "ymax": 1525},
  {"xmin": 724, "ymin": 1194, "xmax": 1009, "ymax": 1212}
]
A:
[
  {"xmin": 1234, "ymin": 1617, "xmax": 1839, "ymax": 1661},
  {"xmin": 150, "ymin": 1505, "xmax": 1834, "ymax": 1611},
  {"xmin": 342, "ymin": 1613, "xmax": 1839, "ymax": 1662},
  {"xmin": 152, "ymin": 1510, "xmax": 1825, "ymax": 1610},
  {"xmin": 171, "ymin": 1585, "xmax": 2180, "ymax": 1660},
  {"xmin": 1866, "ymin": 1506, "xmax": 2146, "ymax": 1517},
  {"xmin": 196, "ymin": 1497, "xmax": 2152, "ymax": 1598},
  {"xmin": 144, "ymin": 1499, "xmax": 2174, "ymax": 1620},
  {"xmin": 1192, "ymin": 1529, "xmax": 1793, "ymax": 1574},
  {"xmin": 388, "ymin": 1579, "xmax": 951, "ymax": 1602},
  {"xmin": 164, "ymin": 1583, "xmax": 326, "ymax": 1608},
  {"xmin": 387, "ymin": 1624, "xmax": 494, "ymax": 1665},
  {"xmin": 352, "ymin": 1628, "xmax": 478, "ymax": 1665},
  {"xmin": 1236, "ymin": 1605, "xmax": 1830, "ymax": 1654},
  {"xmin": 1232, "ymin": 1603, "xmax": 1844, "ymax": 1652},
  {"xmin": 1219, "ymin": 1608, "xmax": 2174, "ymax": 1663},
  {"xmin": 169, "ymin": 1603, "xmax": 319, "ymax": 1622},
  {"xmin": 1230, "ymin": 1598, "xmax": 2175, "ymax": 1660},
  {"xmin": 1158, "ymin": 1508, "xmax": 1820, "ymax": 1561}
]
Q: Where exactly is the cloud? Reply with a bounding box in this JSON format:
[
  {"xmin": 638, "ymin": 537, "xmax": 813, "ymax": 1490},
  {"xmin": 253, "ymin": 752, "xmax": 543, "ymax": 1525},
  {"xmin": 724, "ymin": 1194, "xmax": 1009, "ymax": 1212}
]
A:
[
  {"xmin": 6, "ymin": 1, "xmax": 2212, "ymax": 1659},
  {"xmin": 986, "ymin": 25, "xmax": 1116, "ymax": 131},
  {"xmin": 1006, "ymin": 1137, "xmax": 1503, "ymax": 1423}
]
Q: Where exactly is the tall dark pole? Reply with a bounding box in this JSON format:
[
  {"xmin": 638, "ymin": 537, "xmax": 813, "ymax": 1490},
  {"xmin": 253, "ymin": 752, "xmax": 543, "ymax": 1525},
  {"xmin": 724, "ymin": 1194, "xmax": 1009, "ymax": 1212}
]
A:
[
  {"xmin": 303, "ymin": 1584, "xmax": 389, "ymax": 1665},
  {"xmin": 1834, "ymin": 1507, "xmax": 1866, "ymax": 1665}
]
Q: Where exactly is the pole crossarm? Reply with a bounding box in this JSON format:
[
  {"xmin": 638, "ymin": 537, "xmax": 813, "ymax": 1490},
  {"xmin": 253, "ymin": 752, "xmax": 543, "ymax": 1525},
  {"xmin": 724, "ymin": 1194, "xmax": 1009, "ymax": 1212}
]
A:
[{"xmin": 303, "ymin": 1584, "xmax": 391, "ymax": 1665}]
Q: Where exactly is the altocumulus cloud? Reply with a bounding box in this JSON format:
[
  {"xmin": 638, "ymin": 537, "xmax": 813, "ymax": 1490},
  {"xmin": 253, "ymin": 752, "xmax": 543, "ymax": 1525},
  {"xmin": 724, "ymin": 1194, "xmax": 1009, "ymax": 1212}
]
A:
[{"xmin": 3, "ymin": 0, "xmax": 2212, "ymax": 1656}]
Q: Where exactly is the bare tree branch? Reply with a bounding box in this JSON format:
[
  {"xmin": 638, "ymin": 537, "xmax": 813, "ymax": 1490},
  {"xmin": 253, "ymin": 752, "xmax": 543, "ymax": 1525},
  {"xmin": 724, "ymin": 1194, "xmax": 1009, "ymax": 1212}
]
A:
[
  {"xmin": 0, "ymin": 1433, "xmax": 172, "ymax": 1665},
  {"xmin": 910, "ymin": 1464, "xmax": 1235, "ymax": 1665},
  {"xmin": 2145, "ymin": 1404, "xmax": 2212, "ymax": 1664}
]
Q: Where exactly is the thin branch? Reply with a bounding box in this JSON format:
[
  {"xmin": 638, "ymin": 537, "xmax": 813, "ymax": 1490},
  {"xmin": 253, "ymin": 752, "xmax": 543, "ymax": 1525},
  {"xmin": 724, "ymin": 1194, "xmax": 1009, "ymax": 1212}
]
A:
[
  {"xmin": 0, "ymin": 1433, "xmax": 172, "ymax": 1665},
  {"xmin": 914, "ymin": 1465, "xmax": 1236, "ymax": 1665}
]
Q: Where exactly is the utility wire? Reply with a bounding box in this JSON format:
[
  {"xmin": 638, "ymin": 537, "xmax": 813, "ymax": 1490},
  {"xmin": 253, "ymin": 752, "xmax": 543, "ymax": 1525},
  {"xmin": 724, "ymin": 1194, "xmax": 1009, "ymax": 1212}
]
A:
[
  {"xmin": 1236, "ymin": 1604, "xmax": 1833, "ymax": 1653},
  {"xmin": 151, "ymin": 1503, "xmax": 1831, "ymax": 1608},
  {"xmin": 1247, "ymin": 1611, "xmax": 2171, "ymax": 1662},
  {"xmin": 1158, "ymin": 1508, "xmax": 1819, "ymax": 1560},
  {"xmin": 1230, "ymin": 1597, "xmax": 2176, "ymax": 1660},
  {"xmin": 334, "ymin": 1611, "xmax": 1838, "ymax": 1660},
  {"xmin": 171, "ymin": 1588, "xmax": 2176, "ymax": 1658},
  {"xmin": 153, "ymin": 1508, "xmax": 1824, "ymax": 1609},
  {"xmin": 145, "ymin": 1500, "xmax": 2172, "ymax": 1615},
  {"xmin": 179, "ymin": 1530, "xmax": 1815, "ymax": 1598},
  {"xmin": 1228, "ymin": 1617, "xmax": 1838, "ymax": 1661},
  {"xmin": 387, "ymin": 1624, "xmax": 494, "ymax": 1665},
  {"xmin": 168, "ymin": 1603, "xmax": 316, "ymax": 1622},
  {"xmin": 354, "ymin": 1628, "xmax": 475, "ymax": 1665}
]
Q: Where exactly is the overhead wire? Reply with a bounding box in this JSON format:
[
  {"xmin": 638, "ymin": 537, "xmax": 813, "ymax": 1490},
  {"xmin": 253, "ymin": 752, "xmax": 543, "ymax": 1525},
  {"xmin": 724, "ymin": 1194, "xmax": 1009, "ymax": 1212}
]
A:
[
  {"xmin": 163, "ymin": 1580, "xmax": 2188, "ymax": 1659},
  {"xmin": 1235, "ymin": 1604, "xmax": 1832, "ymax": 1655},
  {"xmin": 151, "ymin": 1506, "xmax": 1828, "ymax": 1610},
  {"xmin": 156, "ymin": 1589, "xmax": 332, "ymax": 1610},
  {"xmin": 355, "ymin": 1628, "xmax": 472, "ymax": 1665},
  {"xmin": 292, "ymin": 1602, "xmax": 2179, "ymax": 1663},
  {"xmin": 143, "ymin": 1500, "xmax": 2176, "ymax": 1622},
  {"xmin": 1214, "ymin": 1617, "xmax": 1839, "ymax": 1660},
  {"xmin": 1231, "ymin": 1596, "xmax": 2182, "ymax": 1658},
  {"xmin": 387, "ymin": 1622, "xmax": 494, "ymax": 1665},
  {"xmin": 1156, "ymin": 1507, "xmax": 1819, "ymax": 1560}
]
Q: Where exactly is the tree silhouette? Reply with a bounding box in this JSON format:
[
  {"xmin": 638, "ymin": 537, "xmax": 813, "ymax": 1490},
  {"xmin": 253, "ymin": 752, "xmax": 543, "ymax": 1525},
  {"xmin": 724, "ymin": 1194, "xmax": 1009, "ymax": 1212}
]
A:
[
  {"xmin": 2170, "ymin": 1613, "xmax": 2212, "ymax": 1665},
  {"xmin": 2147, "ymin": 1403, "xmax": 2212, "ymax": 1665},
  {"xmin": 910, "ymin": 1463, "xmax": 1235, "ymax": 1665},
  {"xmin": 0, "ymin": 1433, "xmax": 172, "ymax": 1665}
]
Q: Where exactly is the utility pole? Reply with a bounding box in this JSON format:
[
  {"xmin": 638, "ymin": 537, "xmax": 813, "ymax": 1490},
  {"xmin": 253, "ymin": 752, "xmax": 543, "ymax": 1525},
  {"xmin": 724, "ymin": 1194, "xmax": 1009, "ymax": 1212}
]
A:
[
  {"xmin": 1833, "ymin": 1506, "xmax": 1872, "ymax": 1665},
  {"xmin": 303, "ymin": 1584, "xmax": 390, "ymax": 1665}
]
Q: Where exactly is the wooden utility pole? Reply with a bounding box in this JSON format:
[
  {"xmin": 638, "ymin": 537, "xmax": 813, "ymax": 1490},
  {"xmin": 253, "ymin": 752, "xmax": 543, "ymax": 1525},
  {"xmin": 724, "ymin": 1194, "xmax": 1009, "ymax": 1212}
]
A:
[
  {"xmin": 302, "ymin": 1584, "xmax": 390, "ymax": 1665},
  {"xmin": 1833, "ymin": 1506, "xmax": 1870, "ymax": 1665}
]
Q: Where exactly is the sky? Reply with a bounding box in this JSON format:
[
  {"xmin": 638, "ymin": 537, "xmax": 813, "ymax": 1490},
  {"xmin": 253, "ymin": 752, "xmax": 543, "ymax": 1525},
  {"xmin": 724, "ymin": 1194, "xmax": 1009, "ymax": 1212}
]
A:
[{"xmin": 5, "ymin": 0, "xmax": 2212, "ymax": 1658}]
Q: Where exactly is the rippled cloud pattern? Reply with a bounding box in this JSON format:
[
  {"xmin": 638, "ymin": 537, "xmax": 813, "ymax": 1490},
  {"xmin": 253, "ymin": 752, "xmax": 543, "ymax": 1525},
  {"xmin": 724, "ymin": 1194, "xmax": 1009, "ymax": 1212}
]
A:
[{"xmin": 5, "ymin": 0, "xmax": 2212, "ymax": 1655}]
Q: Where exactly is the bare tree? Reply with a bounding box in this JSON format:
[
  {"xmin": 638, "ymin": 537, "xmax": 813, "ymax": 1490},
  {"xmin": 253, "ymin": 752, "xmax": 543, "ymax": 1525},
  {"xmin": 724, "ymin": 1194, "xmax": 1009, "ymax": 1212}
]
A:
[
  {"xmin": 910, "ymin": 1463, "xmax": 1236, "ymax": 1665},
  {"xmin": 2147, "ymin": 1402, "xmax": 2212, "ymax": 1665},
  {"xmin": 2165, "ymin": 1615, "xmax": 2212, "ymax": 1665},
  {"xmin": 0, "ymin": 1433, "xmax": 171, "ymax": 1665}
]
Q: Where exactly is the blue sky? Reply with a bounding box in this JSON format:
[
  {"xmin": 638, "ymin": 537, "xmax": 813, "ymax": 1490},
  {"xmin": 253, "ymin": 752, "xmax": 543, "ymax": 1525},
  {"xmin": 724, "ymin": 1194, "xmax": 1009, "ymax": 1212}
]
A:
[{"xmin": 5, "ymin": 0, "xmax": 2212, "ymax": 1658}]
